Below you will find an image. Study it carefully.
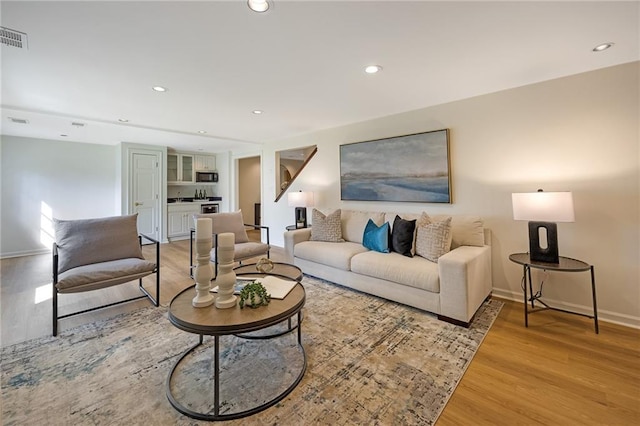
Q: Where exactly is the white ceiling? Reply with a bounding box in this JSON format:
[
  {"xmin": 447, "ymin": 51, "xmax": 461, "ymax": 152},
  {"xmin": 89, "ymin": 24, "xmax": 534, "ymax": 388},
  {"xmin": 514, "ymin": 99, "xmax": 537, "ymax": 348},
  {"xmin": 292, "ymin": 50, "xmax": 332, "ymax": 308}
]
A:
[{"xmin": 1, "ymin": 1, "xmax": 638, "ymax": 154}]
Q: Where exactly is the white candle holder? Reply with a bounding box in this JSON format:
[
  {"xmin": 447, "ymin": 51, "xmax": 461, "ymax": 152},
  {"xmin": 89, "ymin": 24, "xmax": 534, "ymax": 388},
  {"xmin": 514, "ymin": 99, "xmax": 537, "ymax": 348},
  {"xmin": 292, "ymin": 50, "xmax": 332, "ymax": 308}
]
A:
[
  {"xmin": 215, "ymin": 232, "xmax": 237, "ymax": 309},
  {"xmin": 192, "ymin": 218, "xmax": 215, "ymax": 308}
]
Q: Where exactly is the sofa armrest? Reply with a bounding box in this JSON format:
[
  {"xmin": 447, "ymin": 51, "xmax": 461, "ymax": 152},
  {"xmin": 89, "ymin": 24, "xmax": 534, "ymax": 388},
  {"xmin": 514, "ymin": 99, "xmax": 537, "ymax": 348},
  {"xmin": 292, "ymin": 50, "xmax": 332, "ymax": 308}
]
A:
[
  {"xmin": 284, "ymin": 228, "xmax": 312, "ymax": 262},
  {"xmin": 438, "ymin": 245, "xmax": 492, "ymax": 323}
]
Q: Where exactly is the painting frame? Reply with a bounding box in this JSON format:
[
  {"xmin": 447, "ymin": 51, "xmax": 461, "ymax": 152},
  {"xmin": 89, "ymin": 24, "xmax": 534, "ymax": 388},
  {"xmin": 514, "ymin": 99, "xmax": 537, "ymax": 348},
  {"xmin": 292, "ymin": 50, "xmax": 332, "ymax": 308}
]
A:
[{"xmin": 340, "ymin": 129, "xmax": 451, "ymax": 203}]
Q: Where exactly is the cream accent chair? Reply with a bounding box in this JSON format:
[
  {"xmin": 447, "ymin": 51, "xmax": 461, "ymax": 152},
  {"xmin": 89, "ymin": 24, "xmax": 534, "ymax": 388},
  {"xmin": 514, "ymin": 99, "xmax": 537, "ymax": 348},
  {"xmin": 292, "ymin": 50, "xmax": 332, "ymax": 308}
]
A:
[
  {"xmin": 52, "ymin": 214, "xmax": 160, "ymax": 336},
  {"xmin": 190, "ymin": 211, "xmax": 270, "ymax": 279}
]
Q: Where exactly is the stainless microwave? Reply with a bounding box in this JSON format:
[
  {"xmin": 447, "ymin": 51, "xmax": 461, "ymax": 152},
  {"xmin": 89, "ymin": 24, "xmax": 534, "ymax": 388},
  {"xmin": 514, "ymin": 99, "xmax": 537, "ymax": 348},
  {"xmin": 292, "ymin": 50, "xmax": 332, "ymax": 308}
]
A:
[{"xmin": 196, "ymin": 171, "xmax": 218, "ymax": 182}]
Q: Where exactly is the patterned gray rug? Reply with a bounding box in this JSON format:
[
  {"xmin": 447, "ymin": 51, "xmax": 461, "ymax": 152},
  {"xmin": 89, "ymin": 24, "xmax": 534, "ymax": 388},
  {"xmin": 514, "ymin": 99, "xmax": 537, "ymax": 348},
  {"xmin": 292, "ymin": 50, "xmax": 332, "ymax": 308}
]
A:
[{"xmin": 1, "ymin": 276, "xmax": 502, "ymax": 425}]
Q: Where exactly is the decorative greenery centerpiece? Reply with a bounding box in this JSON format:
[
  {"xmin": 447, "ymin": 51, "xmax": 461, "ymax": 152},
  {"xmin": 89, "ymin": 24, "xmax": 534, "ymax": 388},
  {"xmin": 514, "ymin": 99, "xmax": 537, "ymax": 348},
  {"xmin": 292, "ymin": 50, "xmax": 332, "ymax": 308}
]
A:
[{"xmin": 239, "ymin": 281, "xmax": 271, "ymax": 309}]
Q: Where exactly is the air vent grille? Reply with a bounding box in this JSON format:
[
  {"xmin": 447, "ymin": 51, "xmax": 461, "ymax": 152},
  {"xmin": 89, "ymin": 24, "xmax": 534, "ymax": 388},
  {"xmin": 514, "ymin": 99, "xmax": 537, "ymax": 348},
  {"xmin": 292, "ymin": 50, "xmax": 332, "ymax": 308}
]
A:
[
  {"xmin": 8, "ymin": 117, "xmax": 29, "ymax": 124},
  {"xmin": 71, "ymin": 122, "xmax": 86, "ymax": 127},
  {"xmin": 1, "ymin": 27, "xmax": 28, "ymax": 49}
]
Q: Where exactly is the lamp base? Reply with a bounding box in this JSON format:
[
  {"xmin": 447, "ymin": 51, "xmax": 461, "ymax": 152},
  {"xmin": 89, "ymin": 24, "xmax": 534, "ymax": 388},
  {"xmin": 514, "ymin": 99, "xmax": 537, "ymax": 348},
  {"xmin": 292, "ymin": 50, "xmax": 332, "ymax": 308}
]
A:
[
  {"xmin": 528, "ymin": 221, "xmax": 559, "ymax": 264},
  {"xmin": 294, "ymin": 207, "xmax": 307, "ymax": 228}
]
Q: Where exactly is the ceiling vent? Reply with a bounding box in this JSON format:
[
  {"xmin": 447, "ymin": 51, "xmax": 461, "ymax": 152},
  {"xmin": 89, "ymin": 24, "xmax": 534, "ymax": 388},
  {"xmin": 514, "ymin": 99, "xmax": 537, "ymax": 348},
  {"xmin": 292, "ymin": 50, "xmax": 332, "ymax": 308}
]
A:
[
  {"xmin": 8, "ymin": 117, "xmax": 29, "ymax": 124},
  {"xmin": 1, "ymin": 27, "xmax": 28, "ymax": 49},
  {"xmin": 71, "ymin": 122, "xmax": 86, "ymax": 127}
]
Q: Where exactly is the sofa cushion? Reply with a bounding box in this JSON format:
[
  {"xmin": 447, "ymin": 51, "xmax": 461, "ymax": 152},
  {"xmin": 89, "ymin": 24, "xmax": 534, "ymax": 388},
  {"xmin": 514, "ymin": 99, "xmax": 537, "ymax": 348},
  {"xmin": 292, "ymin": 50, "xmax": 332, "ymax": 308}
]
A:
[
  {"xmin": 54, "ymin": 214, "xmax": 143, "ymax": 275},
  {"xmin": 351, "ymin": 251, "xmax": 440, "ymax": 293},
  {"xmin": 362, "ymin": 219, "xmax": 390, "ymax": 253},
  {"xmin": 342, "ymin": 210, "xmax": 385, "ymax": 244},
  {"xmin": 194, "ymin": 211, "xmax": 249, "ymax": 244},
  {"xmin": 431, "ymin": 214, "xmax": 484, "ymax": 248},
  {"xmin": 295, "ymin": 241, "xmax": 367, "ymax": 271},
  {"xmin": 416, "ymin": 216, "xmax": 453, "ymax": 262},
  {"xmin": 390, "ymin": 215, "xmax": 416, "ymax": 257}
]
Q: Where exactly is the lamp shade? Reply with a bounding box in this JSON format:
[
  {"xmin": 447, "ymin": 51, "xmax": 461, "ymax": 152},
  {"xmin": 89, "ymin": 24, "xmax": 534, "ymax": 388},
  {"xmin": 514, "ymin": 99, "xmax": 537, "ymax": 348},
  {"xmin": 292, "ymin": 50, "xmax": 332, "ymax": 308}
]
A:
[
  {"xmin": 512, "ymin": 191, "xmax": 575, "ymax": 223},
  {"xmin": 288, "ymin": 191, "xmax": 314, "ymax": 208}
]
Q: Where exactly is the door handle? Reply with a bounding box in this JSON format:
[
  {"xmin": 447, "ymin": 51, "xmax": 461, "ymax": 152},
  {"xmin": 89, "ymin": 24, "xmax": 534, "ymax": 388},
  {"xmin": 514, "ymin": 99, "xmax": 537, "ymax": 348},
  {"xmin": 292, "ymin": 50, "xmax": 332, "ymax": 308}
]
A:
[{"xmin": 135, "ymin": 202, "xmax": 143, "ymax": 206}]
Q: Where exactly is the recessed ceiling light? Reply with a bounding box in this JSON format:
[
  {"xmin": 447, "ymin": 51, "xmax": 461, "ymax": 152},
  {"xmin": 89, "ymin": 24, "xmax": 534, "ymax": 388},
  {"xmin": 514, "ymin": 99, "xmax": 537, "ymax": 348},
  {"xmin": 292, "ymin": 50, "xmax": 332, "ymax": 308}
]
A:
[
  {"xmin": 252, "ymin": 110, "xmax": 263, "ymax": 115},
  {"xmin": 152, "ymin": 86, "xmax": 167, "ymax": 92},
  {"xmin": 365, "ymin": 65, "xmax": 383, "ymax": 74},
  {"xmin": 118, "ymin": 118, "xmax": 129, "ymax": 123},
  {"xmin": 592, "ymin": 42, "xmax": 614, "ymax": 52},
  {"xmin": 248, "ymin": 0, "xmax": 269, "ymax": 13},
  {"xmin": 198, "ymin": 130, "xmax": 207, "ymax": 134}
]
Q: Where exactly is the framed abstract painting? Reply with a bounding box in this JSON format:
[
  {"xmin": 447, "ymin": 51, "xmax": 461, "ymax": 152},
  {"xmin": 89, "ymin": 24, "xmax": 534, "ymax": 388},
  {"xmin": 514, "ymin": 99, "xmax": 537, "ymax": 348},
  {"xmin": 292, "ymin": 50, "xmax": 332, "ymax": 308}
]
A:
[{"xmin": 340, "ymin": 129, "xmax": 451, "ymax": 203}]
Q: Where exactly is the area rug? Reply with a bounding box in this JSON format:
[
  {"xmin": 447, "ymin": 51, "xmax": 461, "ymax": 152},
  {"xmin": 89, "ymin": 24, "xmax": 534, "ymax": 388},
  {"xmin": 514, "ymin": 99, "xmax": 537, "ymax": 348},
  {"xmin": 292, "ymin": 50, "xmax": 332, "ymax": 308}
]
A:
[{"xmin": 1, "ymin": 276, "xmax": 502, "ymax": 425}]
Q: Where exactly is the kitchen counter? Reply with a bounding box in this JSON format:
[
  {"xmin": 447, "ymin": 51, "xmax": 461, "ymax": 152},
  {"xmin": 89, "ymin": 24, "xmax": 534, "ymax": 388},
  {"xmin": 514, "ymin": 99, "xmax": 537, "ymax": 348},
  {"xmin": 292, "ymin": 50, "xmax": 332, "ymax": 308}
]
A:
[{"xmin": 167, "ymin": 197, "xmax": 221, "ymax": 204}]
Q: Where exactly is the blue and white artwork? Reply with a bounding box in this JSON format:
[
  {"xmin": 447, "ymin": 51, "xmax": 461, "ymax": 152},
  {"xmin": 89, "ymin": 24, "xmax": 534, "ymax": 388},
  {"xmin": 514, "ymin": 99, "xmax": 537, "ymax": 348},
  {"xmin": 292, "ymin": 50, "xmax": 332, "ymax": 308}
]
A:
[{"xmin": 340, "ymin": 129, "xmax": 451, "ymax": 203}]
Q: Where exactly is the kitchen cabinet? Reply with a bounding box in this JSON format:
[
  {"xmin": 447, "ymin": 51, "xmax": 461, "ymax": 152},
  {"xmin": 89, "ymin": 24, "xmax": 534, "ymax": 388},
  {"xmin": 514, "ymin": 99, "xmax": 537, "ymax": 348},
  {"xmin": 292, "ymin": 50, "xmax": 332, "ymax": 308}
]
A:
[
  {"xmin": 168, "ymin": 204, "xmax": 199, "ymax": 239},
  {"xmin": 168, "ymin": 153, "xmax": 194, "ymax": 184},
  {"xmin": 194, "ymin": 155, "xmax": 216, "ymax": 171}
]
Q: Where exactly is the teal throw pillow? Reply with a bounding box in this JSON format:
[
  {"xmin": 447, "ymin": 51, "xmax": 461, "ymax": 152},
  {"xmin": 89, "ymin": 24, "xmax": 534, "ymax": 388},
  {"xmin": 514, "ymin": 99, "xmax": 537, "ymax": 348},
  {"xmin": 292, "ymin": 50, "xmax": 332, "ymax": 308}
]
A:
[{"xmin": 362, "ymin": 219, "xmax": 390, "ymax": 253}]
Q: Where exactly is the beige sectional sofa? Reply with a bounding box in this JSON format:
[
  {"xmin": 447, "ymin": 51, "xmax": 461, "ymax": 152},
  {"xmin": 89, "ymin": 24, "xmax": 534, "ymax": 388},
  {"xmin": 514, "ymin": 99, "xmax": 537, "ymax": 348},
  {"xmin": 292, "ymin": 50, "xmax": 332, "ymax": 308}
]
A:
[{"xmin": 284, "ymin": 209, "xmax": 492, "ymax": 326}]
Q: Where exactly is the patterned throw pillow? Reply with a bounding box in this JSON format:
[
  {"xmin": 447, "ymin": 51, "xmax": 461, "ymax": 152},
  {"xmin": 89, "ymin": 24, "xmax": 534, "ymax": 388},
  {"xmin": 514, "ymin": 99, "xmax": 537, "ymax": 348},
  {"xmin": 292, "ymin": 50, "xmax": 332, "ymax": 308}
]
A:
[
  {"xmin": 415, "ymin": 216, "xmax": 453, "ymax": 262},
  {"xmin": 417, "ymin": 211, "xmax": 432, "ymax": 227},
  {"xmin": 310, "ymin": 209, "xmax": 345, "ymax": 242},
  {"xmin": 362, "ymin": 219, "xmax": 390, "ymax": 253},
  {"xmin": 390, "ymin": 215, "xmax": 416, "ymax": 257}
]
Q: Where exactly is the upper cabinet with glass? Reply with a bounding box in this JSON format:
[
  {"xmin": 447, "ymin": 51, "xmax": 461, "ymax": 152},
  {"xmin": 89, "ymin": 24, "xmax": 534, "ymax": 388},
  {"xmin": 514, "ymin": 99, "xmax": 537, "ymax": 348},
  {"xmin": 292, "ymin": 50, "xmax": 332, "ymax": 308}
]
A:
[
  {"xmin": 275, "ymin": 145, "xmax": 317, "ymax": 202},
  {"xmin": 168, "ymin": 153, "xmax": 194, "ymax": 184}
]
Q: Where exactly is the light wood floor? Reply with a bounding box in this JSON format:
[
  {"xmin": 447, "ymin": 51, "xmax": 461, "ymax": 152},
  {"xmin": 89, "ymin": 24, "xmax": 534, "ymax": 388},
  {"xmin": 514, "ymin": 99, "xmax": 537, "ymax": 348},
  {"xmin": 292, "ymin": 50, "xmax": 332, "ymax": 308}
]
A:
[{"xmin": 1, "ymin": 237, "xmax": 638, "ymax": 425}]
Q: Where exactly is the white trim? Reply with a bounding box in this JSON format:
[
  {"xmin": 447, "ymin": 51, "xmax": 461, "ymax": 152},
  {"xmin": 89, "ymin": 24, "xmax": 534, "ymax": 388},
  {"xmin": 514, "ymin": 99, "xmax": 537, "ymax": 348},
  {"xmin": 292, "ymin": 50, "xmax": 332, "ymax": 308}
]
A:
[
  {"xmin": 0, "ymin": 247, "xmax": 50, "ymax": 259},
  {"xmin": 492, "ymin": 288, "xmax": 640, "ymax": 330}
]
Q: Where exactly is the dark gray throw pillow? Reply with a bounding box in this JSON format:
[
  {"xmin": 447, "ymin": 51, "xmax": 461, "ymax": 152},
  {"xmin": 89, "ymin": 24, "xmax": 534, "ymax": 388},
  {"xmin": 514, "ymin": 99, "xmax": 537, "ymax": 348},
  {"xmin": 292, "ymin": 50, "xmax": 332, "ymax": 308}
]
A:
[{"xmin": 391, "ymin": 215, "xmax": 416, "ymax": 257}]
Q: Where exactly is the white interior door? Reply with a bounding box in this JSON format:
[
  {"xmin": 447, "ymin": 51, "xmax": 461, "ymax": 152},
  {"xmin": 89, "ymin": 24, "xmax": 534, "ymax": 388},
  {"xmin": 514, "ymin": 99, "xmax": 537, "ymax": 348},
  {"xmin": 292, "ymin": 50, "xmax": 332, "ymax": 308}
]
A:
[{"xmin": 132, "ymin": 152, "xmax": 160, "ymax": 241}]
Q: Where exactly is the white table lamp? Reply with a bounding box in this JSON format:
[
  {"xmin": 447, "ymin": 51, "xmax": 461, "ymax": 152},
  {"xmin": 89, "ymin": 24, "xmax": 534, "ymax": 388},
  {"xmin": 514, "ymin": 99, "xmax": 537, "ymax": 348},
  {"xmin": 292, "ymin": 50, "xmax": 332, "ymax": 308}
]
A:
[{"xmin": 512, "ymin": 189, "xmax": 575, "ymax": 264}]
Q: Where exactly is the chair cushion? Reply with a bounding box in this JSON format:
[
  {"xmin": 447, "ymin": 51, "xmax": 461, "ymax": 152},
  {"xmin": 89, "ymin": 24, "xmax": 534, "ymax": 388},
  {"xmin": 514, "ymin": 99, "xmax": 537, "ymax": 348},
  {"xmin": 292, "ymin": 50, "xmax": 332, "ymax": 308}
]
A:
[
  {"xmin": 56, "ymin": 258, "xmax": 156, "ymax": 293},
  {"xmin": 195, "ymin": 211, "xmax": 249, "ymax": 244},
  {"xmin": 54, "ymin": 214, "xmax": 143, "ymax": 274},
  {"xmin": 211, "ymin": 242, "xmax": 269, "ymax": 262}
]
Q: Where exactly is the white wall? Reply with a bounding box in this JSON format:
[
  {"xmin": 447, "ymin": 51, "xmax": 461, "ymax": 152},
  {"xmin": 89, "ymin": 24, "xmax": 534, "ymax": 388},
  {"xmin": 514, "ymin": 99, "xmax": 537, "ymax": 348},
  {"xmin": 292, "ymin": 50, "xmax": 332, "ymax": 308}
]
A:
[
  {"xmin": 263, "ymin": 62, "xmax": 640, "ymax": 327},
  {"xmin": 215, "ymin": 151, "xmax": 231, "ymax": 212},
  {"xmin": 0, "ymin": 135, "xmax": 118, "ymax": 257}
]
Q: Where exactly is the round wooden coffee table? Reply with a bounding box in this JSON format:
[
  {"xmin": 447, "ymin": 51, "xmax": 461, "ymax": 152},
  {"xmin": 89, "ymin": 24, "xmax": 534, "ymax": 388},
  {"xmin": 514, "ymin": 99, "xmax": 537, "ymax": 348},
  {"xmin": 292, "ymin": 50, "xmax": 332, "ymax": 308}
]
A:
[{"xmin": 166, "ymin": 268, "xmax": 305, "ymax": 421}]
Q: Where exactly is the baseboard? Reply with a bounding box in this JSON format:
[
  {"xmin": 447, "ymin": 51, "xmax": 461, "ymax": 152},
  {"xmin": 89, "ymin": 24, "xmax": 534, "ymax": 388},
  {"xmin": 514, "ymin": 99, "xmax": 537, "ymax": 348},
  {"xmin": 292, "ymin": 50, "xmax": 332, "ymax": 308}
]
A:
[
  {"xmin": 492, "ymin": 288, "xmax": 640, "ymax": 330},
  {"xmin": 0, "ymin": 247, "xmax": 50, "ymax": 259}
]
